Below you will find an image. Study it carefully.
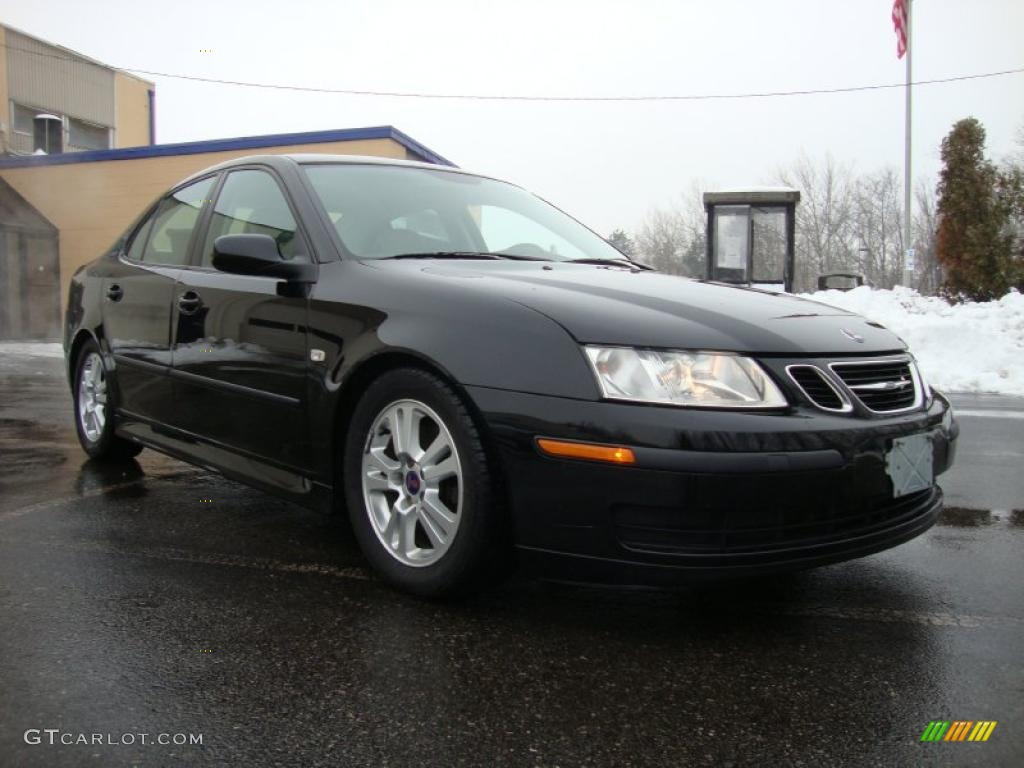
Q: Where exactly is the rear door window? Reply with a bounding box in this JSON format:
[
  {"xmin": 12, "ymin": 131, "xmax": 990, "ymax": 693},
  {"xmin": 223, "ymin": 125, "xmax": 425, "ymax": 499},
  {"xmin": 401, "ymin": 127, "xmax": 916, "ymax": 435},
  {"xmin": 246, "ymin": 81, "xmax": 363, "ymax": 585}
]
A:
[
  {"xmin": 126, "ymin": 208, "xmax": 157, "ymax": 262},
  {"xmin": 141, "ymin": 177, "xmax": 216, "ymax": 266}
]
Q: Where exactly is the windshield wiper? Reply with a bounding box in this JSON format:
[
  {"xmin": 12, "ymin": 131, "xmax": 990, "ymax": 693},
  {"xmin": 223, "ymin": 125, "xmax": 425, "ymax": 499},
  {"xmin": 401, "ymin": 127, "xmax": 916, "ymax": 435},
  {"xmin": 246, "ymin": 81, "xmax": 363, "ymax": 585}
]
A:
[
  {"xmin": 386, "ymin": 251, "xmax": 501, "ymax": 260},
  {"xmin": 566, "ymin": 257, "xmax": 655, "ymax": 270},
  {"xmin": 384, "ymin": 251, "xmax": 550, "ymax": 262}
]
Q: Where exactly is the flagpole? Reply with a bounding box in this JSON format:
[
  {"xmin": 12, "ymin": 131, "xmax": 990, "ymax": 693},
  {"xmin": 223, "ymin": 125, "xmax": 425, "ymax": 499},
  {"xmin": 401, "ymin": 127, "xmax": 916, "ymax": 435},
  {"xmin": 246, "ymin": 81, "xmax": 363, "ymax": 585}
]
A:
[{"xmin": 903, "ymin": 0, "xmax": 913, "ymax": 288}]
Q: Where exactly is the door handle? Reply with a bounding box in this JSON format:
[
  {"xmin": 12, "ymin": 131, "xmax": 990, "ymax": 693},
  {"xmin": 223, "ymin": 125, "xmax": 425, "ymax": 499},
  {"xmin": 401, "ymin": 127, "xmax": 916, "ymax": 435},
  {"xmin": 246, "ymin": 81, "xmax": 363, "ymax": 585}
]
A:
[
  {"xmin": 106, "ymin": 284, "xmax": 123, "ymax": 302},
  {"xmin": 177, "ymin": 290, "xmax": 203, "ymax": 316}
]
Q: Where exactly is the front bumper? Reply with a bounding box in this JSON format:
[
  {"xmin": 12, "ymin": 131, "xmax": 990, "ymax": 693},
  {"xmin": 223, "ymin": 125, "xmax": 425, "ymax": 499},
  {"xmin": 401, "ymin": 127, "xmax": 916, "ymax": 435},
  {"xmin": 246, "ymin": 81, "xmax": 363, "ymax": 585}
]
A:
[{"xmin": 467, "ymin": 385, "xmax": 958, "ymax": 586}]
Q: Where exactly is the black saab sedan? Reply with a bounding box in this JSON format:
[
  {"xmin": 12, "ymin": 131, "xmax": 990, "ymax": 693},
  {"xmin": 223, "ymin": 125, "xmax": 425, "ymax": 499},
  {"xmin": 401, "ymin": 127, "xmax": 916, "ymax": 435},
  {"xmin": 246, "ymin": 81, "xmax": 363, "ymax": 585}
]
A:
[{"xmin": 64, "ymin": 154, "xmax": 958, "ymax": 596}]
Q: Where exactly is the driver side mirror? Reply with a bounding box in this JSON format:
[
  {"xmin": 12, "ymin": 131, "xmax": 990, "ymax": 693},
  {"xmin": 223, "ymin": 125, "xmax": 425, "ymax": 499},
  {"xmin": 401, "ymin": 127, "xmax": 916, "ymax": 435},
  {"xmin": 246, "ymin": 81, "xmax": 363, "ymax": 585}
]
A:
[{"xmin": 212, "ymin": 234, "xmax": 316, "ymax": 283}]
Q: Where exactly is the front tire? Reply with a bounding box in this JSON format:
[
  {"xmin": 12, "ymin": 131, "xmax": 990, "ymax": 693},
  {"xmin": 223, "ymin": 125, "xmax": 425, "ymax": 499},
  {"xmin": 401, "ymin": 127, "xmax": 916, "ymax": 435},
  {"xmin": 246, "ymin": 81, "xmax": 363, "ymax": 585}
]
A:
[
  {"xmin": 343, "ymin": 368, "xmax": 507, "ymax": 597},
  {"xmin": 73, "ymin": 341, "xmax": 143, "ymax": 461}
]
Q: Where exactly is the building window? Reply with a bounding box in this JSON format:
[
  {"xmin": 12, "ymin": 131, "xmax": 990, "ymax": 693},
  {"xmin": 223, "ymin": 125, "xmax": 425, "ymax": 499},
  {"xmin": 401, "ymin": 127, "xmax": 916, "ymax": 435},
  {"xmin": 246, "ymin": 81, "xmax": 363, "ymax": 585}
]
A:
[
  {"xmin": 11, "ymin": 103, "xmax": 39, "ymax": 136},
  {"xmin": 8, "ymin": 103, "xmax": 112, "ymax": 154},
  {"xmin": 68, "ymin": 117, "xmax": 110, "ymax": 151}
]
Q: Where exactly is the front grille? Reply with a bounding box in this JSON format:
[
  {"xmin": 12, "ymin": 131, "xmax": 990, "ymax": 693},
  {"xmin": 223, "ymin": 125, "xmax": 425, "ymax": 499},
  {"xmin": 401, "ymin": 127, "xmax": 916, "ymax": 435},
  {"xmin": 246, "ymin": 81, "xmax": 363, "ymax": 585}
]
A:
[
  {"xmin": 787, "ymin": 365, "xmax": 849, "ymax": 411},
  {"xmin": 830, "ymin": 359, "xmax": 918, "ymax": 412},
  {"xmin": 613, "ymin": 488, "xmax": 935, "ymax": 556}
]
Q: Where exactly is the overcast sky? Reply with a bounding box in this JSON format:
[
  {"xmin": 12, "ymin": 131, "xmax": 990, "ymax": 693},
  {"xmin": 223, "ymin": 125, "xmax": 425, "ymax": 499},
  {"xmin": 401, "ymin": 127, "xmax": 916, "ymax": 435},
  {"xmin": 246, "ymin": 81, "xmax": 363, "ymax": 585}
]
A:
[{"xmin": 5, "ymin": 0, "xmax": 1023, "ymax": 234}]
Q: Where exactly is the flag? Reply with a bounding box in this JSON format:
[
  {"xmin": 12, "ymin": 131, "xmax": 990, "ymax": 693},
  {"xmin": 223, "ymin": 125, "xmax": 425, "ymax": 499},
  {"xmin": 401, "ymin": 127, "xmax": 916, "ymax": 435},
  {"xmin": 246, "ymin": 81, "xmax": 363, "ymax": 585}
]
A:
[{"xmin": 892, "ymin": 0, "xmax": 908, "ymax": 59}]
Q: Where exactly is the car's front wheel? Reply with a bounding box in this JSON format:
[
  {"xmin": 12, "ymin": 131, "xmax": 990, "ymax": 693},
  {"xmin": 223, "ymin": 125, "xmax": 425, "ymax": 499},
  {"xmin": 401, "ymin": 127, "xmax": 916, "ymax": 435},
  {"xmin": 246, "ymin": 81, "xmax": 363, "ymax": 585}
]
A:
[
  {"xmin": 343, "ymin": 368, "xmax": 507, "ymax": 596},
  {"xmin": 73, "ymin": 341, "xmax": 143, "ymax": 461}
]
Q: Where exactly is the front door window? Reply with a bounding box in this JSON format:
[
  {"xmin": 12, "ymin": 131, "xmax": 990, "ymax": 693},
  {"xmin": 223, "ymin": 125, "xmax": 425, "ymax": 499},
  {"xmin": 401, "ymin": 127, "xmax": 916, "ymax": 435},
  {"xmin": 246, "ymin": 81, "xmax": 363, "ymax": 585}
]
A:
[{"xmin": 200, "ymin": 170, "xmax": 300, "ymax": 267}]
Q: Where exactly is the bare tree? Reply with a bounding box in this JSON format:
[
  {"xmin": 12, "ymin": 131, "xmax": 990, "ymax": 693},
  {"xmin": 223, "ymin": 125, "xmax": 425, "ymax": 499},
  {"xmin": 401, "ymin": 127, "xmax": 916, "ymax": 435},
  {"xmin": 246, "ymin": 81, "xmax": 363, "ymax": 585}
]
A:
[
  {"xmin": 1012, "ymin": 122, "xmax": 1024, "ymax": 166},
  {"xmin": 913, "ymin": 181, "xmax": 941, "ymax": 294},
  {"xmin": 675, "ymin": 182, "xmax": 708, "ymax": 277},
  {"xmin": 634, "ymin": 183, "xmax": 707, "ymax": 276},
  {"xmin": 635, "ymin": 207, "xmax": 687, "ymax": 274},
  {"xmin": 852, "ymin": 168, "xmax": 905, "ymax": 288},
  {"xmin": 632, "ymin": 154, "xmax": 953, "ymax": 294},
  {"xmin": 776, "ymin": 154, "xmax": 856, "ymax": 292},
  {"xmin": 999, "ymin": 122, "xmax": 1024, "ymax": 268}
]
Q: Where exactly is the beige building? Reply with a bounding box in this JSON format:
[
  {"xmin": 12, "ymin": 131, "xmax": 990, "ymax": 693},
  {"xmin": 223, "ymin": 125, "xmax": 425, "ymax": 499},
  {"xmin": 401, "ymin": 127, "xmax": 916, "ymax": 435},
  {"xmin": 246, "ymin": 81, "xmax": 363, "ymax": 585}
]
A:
[
  {"xmin": 0, "ymin": 125, "xmax": 454, "ymax": 338},
  {"xmin": 1, "ymin": 23, "xmax": 154, "ymax": 155},
  {"xmin": 0, "ymin": 27, "xmax": 453, "ymax": 339}
]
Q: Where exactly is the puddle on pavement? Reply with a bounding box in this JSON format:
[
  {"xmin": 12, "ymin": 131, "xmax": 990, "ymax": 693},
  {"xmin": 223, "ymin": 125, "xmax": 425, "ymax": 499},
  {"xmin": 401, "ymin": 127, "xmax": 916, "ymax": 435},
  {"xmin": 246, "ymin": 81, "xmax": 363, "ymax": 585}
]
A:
[
  {"xmin": 0, "ymin": 417, "xmax": 67, "ymax": 443},
  {"xmin": 0, "ymin": 444, "xmax": 68, "ymax": 475},
  {"xmin": 0, "ymin": 417, "xmax": 71, "ymax": 481},
  {"xmin": 938, "ymin": 507, "xmax": 1023, "ymax": 527},
  {"xmin": 939, "ymin": 507, "xmax": 995, "ymax": 527},
  {"xmin": 75, "ymin": 459, "xmax": 148, "ymax": 497}
]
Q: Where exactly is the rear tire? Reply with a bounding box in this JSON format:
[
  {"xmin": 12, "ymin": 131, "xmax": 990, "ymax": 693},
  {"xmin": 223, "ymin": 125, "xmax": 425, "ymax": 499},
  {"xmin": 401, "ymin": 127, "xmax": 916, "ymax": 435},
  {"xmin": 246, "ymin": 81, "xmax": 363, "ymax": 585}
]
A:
[
  {"xmin": 343, "ymin": 368, "xmax": 508, "ymax": 597},
  {"xmin": 72, "ymin": 340, "xmax": 143, "ymax": 461}
]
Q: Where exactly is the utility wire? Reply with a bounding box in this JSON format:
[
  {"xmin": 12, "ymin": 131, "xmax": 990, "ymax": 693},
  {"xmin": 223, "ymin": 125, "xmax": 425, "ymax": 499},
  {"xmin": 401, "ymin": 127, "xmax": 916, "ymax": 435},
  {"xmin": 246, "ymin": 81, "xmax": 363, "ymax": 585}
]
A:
[
  {"xmin": 3, "ymin": 41, "xmax": 1022, "ymax": 102},
  {"xmin": 115, "ymin": 65, "xmax": 1024, "ymax": 101}
]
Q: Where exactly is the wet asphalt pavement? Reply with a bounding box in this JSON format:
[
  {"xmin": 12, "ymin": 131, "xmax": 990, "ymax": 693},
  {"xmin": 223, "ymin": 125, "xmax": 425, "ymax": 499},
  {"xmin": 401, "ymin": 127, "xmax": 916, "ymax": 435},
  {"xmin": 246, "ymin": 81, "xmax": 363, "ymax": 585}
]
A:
[{"xmin": 1, "ymin": 347, "xmax": 1022, "ymax": 767}]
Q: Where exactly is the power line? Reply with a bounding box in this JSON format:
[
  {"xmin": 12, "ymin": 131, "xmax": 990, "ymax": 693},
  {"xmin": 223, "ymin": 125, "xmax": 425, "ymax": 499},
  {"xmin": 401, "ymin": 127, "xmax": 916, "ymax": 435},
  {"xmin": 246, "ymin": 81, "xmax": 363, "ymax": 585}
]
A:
[
  {"xmin": 118, "ymin": 65, "xmax": 1024, "ymax": 102},
  {"xmin": 3, "ymin": 40, "xmax": 1022, "ymax": 102}
]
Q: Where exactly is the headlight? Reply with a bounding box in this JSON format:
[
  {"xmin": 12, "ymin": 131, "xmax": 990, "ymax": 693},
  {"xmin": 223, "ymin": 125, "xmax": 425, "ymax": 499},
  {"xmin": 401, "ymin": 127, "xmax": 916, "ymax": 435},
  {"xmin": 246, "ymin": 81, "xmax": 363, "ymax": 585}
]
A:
[{"xmin": 584, "ymin": 346, "xmax": 787, "ymax": 408}]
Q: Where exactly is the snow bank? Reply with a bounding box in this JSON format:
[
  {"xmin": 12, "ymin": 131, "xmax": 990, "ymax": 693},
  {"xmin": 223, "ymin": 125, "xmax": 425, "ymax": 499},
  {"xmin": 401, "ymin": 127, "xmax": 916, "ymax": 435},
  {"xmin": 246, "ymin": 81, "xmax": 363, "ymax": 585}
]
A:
[
  {"xmin": 799, "ymin": 287, "xmax": 1024, "ymax": 396},
  {"xmin": 0, "ymin": 342, "xmax": 64, "ymax": 360}
]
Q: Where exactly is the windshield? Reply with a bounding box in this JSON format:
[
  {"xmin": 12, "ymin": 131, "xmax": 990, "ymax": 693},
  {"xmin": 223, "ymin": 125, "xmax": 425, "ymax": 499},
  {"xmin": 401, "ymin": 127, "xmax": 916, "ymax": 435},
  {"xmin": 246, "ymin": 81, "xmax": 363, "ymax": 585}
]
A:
[{"xmin": 302, "ymin": 163, "xmax": 629, "ymax": 263}]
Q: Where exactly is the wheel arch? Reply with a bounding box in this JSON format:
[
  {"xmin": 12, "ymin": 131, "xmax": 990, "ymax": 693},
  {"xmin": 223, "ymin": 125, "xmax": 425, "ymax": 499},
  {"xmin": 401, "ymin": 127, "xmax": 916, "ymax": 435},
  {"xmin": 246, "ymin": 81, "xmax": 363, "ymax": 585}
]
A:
[
  {"xmin": 330, "ymin": 349, "xmax": 506, "ymax": 514},
  {"xmin": 67, "ymin": 328, "xmax": 101, "ymax": 387}
]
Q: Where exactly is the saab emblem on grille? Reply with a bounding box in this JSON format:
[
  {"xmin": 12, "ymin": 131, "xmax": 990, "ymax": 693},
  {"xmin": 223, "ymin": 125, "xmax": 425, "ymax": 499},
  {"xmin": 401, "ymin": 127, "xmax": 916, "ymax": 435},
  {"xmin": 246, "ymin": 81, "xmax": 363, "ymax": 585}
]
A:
[
  {"xmin": 840, "ymin": 328, "xmax": 865, "ymax": 343},
  {"xmin": 849, "ymin": 376, "xmax": 912, "ymax": 392}
]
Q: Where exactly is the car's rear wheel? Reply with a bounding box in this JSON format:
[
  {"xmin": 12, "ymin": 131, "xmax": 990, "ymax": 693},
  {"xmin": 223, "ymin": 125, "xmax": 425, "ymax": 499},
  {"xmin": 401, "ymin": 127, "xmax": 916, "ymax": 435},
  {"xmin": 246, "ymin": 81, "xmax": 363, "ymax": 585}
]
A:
[
  {"xmin": 73, "ymin": 341, "xmax": 143, "ymax": 461},
  {"xmin": 343, "ymin": 368, "xmax": 507, "ymax": 596}
]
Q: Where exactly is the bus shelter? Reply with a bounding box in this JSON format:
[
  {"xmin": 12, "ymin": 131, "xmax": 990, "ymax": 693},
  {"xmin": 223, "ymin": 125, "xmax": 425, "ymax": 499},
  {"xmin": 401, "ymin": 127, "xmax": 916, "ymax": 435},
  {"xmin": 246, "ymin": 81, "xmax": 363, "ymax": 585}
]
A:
[{"xmin": 703, "ymin": 188, "xmax": 800, "ymax": 293}]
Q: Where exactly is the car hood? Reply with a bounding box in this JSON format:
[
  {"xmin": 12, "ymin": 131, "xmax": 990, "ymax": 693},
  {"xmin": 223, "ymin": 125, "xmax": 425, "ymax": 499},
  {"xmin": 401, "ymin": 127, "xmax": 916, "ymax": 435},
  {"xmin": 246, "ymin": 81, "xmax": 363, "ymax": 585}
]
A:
[{"xmin": 371, "ymin": 261, "xmax": 906, "ymax": 355}]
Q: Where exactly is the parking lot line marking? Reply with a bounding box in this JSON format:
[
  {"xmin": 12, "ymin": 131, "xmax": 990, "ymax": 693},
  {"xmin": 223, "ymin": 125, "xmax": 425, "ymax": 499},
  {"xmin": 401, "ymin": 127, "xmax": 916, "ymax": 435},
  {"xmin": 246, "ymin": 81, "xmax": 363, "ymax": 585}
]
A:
[
  {"xmin": 757, "ymin": 603, "xmax": 1023, "ymax": 629},
  {"xmin": 0, "ymin": 470, "xmax": 209, "ymax": 523},
  {"xmin": 0, "ymin": 479, "xmax": 150, "ymax": 522},
  {"xmin": 0, "ymin": 536, "xmax": 373, "ymax": 582},
  {"xmin": 955, "ymin": 409, "xmax": 1024, "ymax": 419}
]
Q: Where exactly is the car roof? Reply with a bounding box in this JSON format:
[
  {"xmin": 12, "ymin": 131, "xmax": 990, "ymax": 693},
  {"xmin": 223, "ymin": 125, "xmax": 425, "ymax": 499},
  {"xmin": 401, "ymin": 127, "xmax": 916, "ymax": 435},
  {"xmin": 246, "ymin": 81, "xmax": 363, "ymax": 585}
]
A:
[{"xmin": 182, "ymin": 153, "xmax": 484, "ymax": 184}]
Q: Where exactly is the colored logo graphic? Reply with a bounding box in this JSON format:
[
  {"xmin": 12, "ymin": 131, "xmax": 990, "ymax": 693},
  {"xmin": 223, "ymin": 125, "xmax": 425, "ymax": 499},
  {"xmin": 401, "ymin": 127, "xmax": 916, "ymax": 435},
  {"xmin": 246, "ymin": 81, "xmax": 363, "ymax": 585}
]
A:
[{"xmin": 920, "ymin": 721, "xmax": 997, "ymax": 742}]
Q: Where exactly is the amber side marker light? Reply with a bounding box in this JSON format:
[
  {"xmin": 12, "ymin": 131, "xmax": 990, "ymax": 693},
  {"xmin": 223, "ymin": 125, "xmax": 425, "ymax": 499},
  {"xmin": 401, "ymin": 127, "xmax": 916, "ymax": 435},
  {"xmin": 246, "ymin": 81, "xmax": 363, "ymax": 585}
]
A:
[{"xmin": 536, "ymin": 438, "xmax": 637, "ymax": 465}]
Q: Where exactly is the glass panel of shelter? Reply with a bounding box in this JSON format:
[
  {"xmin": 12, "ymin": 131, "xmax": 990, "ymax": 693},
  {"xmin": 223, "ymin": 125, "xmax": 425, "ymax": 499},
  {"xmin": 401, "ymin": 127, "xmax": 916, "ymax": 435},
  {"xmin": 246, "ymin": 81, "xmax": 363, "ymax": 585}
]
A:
[
  {"xmin": 713, "ymin": 205, "xmax": 788, "ymax": 286},
  {"xmin": 751, "ymin": 206, "xmax": 787, "ymax": 284},
  {"xmin": 712, "ymin": 205, "xmax": 749, "ymax": 283}
]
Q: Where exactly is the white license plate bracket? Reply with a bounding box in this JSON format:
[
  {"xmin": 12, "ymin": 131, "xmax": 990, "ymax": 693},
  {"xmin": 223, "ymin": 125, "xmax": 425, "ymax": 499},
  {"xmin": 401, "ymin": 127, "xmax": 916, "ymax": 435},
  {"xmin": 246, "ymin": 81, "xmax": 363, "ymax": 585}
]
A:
[{"xmin": 885, "ymin": 433, "xmax": 934, "ymax": 498}]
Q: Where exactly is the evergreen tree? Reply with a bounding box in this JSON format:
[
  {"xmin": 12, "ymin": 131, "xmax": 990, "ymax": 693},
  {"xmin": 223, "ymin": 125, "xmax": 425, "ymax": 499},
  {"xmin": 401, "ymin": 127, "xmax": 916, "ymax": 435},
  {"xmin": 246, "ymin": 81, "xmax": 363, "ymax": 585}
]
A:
[
  {"xmin": 935, "ymin": 118, "xmax": 1019, "ymax": 301},
  {"xmin": 607, "ymin": 229, "xmax": 634, "ymax": 257}
]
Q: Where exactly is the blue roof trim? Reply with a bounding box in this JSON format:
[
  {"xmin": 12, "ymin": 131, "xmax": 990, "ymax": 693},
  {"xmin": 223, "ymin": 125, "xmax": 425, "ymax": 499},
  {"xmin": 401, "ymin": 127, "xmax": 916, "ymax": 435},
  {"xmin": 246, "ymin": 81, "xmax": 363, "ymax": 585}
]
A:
[
  {"xmin": 0, "ymin": 125, "xmax": 456, "ymax": 169},
  {"xmin": 387, "ymin": 126, "xmax": 455, "ymax": 167}
]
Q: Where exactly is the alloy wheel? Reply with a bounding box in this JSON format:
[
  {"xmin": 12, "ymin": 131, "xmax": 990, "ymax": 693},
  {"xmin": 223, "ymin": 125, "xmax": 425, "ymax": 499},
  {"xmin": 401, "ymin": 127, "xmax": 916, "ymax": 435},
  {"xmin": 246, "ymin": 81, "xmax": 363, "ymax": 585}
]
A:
[
  {"xmin": 78, "ymin": 352, "xmax": 107, "ymax": 443},
  {"xmin": 361, "ymin": 398, "xmax": 463, "ymax": 567}
]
